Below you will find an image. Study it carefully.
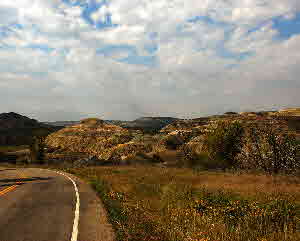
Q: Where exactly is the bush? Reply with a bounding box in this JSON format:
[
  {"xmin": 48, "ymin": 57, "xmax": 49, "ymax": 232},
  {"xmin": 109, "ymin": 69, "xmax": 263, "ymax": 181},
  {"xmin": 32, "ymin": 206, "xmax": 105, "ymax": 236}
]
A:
[
  {"xmin": 178, "ymin": 121, "xmax": 244, "ymax": 169},
  {"xmin": 236, "ymin": 123, "xmax": 300, "ymax": 174},
  {"xmin": 29, "ymin": 136, "xmax": 45, "ymax": 163},
  {"xmin": 157, "ymin": 132, "xmax": 193, "ymax": 151},
  {"xmin": 204, "ymin": 120, "xmax": 245, "ymax": 168},
  {"xmin": 189, "ymin": 153, "xmax": 228, "ymax": 169},
  {"xmin": 164, "ymin": 135, "xmax": 183, "ymax": 150}
]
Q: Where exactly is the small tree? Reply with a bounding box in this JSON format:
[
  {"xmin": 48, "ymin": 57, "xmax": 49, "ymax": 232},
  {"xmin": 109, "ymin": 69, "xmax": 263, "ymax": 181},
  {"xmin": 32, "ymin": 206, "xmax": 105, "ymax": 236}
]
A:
[
  {"xmin": 29, "ymin": 136, "xmax": 45, "ymax": 163},
  {"xmin": 204, "ymin": 120, "xmax": 245, "ymax": 168}
]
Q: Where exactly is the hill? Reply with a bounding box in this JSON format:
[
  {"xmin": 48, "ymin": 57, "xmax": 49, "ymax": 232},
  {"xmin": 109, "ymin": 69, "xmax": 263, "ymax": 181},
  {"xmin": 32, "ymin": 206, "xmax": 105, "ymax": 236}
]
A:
[
  {"xmin": 45, "ymin": 118, "xmax": 153, "ymax": 163},
  {"xmin": 46, "ymin": 117, "xmax": 178, "ymax": 134},
  {"xmin": 278, "ymin": 108, "xmax": 300, "ymax": 116},
  {"xmin": 0, "ymin": 112, "xmax": 60, "ymax": 146},
  {"xmin": 109, "ymin": 117, "xmax": 178, "ymax": 133},
  {"xmin": 44, "ymin": 107, "xmax": 300, "ymax": 166},
  {"xmin": 43, "ymin": 121, "xmax": 80, "ymax": 127}
]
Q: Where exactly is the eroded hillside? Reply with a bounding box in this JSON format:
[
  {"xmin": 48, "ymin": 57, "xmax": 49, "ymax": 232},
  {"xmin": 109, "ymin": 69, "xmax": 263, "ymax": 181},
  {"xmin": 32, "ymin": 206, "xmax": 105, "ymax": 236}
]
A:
[
  {"xmin": 44, "ymin": 108, "xmax": 300, "ymax": 168},
  {"xmin": 45, "ymin": 118, "xmax": 154, "ymax": 163}
]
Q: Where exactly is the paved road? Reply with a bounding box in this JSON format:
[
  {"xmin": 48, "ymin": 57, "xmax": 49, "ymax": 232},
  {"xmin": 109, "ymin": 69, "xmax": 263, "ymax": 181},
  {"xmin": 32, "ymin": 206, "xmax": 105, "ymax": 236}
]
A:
[{"xmin": 0, "ymin": 167, "xmax": 115, "ymax": 241}]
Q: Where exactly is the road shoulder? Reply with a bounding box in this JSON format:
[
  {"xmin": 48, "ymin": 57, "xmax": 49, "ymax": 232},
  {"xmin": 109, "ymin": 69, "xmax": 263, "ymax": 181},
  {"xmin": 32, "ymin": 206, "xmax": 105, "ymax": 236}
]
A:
[{"xmin": 56, "ymin": 170, "xmax": 116, "ymax": 241}]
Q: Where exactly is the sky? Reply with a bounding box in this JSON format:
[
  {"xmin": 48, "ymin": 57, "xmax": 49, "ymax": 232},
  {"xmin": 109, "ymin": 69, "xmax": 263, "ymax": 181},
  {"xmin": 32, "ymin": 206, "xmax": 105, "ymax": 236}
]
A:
[{"xmin": 0, "ymin": 0, "xmax": 300, "ymax": 121}]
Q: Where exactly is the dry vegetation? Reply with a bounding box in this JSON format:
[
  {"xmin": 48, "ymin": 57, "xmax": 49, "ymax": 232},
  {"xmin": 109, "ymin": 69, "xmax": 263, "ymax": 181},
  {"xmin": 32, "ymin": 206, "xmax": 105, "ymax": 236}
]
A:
[
  {"xmin": 63, "ymin": 166, "xmax": 300, "ymax": 241},
  {"xmin": 44, "ymin": 109, "xmax": 300, "ymax": 172},
  {"xmin": 2, "ymin": 108, "xmax": 300, "ymax": 240}
]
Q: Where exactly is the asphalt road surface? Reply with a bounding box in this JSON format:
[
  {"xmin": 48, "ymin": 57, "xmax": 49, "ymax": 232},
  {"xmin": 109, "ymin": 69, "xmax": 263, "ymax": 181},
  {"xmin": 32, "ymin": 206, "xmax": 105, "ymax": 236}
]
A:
[{"xmin": 0, "ymin": 167, "xmax": 115, "ymax": 241}]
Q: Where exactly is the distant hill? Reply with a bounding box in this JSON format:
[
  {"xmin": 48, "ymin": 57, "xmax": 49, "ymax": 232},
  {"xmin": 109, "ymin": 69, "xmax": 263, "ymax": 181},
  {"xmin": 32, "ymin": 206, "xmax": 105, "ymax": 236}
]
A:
[
  {"xmin": 47, "ymin": 117, "xmax": 179, "ymax": 134},
  {"xmin": 43, "ymin": 121, "xmax": 80, "ymax": 127},
  {"xmin": 0, "ymin": 112, "xmax": 39, "ymax": 130},
  {"xmin": 45, "ymin": 116, "xmax": 179, "ymax": 163},
  {"xmin": 0, "ymin": 112, "xmax": 60, "ymax": 146},
  {"xmin": 113, "ymin": 117, "xmax": 179, "ymax": 133}
]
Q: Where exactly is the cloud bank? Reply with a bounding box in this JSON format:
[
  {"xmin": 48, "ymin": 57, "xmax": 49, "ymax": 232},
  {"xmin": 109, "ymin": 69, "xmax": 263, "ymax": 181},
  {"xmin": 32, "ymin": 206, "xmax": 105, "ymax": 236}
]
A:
[{"xmin": 0, "ymin": 0, "xmax": 299, "ymax": 121}]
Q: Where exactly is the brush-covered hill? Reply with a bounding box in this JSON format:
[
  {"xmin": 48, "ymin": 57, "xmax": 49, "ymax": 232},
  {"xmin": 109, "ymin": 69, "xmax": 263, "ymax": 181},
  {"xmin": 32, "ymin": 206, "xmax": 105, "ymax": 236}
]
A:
[
  {"xmin": 44, "ymin": 108, "xmax": 300, "ymax": 166},
  {"xmin": 46, "ymin": 117, "xmax": 178, "ymax": 134},
  {"xmin": 45, "ymin": 118, "xmax": 153, "ymax": 163},
  {"xmin": 161, "ymin": 108, "xmax": 300, "ymax": 134},
  {"xmin": 106, "ymin": 117, "xmax": 178, "ymax": 133},
  {"xmin": 0, "ymin": 112, "xmax": 59, "ymax": 146},
  {"xmin": 157, "ymin": 108, "xmax": 300, "ymax": 164}
]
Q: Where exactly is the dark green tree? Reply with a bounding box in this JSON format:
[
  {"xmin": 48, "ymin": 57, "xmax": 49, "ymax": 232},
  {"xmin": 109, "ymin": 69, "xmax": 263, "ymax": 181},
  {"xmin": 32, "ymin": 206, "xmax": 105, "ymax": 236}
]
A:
[{"xmin": 29, "ymin": 136, "xmax": 45, "ymax": 163}]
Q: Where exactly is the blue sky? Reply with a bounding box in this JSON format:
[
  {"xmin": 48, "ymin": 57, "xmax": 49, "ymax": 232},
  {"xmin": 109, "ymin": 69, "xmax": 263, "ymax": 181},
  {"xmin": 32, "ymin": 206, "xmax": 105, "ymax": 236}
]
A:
[
  {"xmin": 0, "ymin": 0, "xmax": 300, "ymax": 121},
  {"xmin": 274, "ymin": 13, "xmax": 300, "ymax": 39}
]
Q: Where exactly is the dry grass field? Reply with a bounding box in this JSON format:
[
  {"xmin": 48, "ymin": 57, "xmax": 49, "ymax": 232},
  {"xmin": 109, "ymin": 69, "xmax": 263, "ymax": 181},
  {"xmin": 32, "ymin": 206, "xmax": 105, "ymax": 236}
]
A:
[{"xmin": 64, "ymin": 166, "xmax": 300, "ymax": 241}]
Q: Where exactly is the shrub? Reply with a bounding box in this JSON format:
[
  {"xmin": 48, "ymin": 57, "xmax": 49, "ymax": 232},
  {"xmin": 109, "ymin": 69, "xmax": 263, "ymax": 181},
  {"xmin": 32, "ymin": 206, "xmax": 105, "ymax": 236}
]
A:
[
  {"xmin": 29, "ymin": 136, "xmax": 45, "ymax": 163},
  {"xmin": 178, "ymin": 121, "xmax": 244, "ymax": 169},
  {"xmin": 158, "ymin": 132, "xmax": 193, "ymax": 151},
  {"xmin": 204, "ymin": 120, "xmax": 245, "ymax": 168},
  {"xmin": 165, "ymin": 135, "xmax": 183, "ymax": 150},
  {"xmin": 237, "ymin": 122, "xmax": 300, "ymax": 174}
]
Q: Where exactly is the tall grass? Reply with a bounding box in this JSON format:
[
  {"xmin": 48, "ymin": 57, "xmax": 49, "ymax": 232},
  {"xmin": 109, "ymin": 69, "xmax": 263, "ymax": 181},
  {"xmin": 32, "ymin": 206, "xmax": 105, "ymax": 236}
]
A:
[{"xmin": 65, "ymin": 166, "xmax": 300, "ymax": 241}]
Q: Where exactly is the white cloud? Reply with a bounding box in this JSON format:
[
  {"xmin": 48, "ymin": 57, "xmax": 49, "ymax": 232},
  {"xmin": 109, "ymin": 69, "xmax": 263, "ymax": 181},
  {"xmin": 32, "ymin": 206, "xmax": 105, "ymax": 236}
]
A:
[
  {"xmin": 0, "ymin": 0, "xmax": 299, "ymax": 121},
  {"xmin": 91, "ymin": 4, "xmax": 109, "ymax": 23},
  {"xmin": 225, "ymin": 22, "xmax": 279, "ymax": 54}
]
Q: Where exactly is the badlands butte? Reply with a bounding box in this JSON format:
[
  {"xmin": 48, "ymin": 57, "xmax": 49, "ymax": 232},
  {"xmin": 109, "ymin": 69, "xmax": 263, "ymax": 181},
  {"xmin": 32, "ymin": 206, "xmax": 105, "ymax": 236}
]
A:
[{"xmin": 41, "ymin": 107, "xmax": 300, "ymax": 168}]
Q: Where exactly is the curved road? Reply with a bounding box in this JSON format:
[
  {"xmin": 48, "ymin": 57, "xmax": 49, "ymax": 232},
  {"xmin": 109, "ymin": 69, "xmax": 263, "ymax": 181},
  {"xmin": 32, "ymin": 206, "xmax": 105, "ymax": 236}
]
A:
[{"xmin": 0, "ymin": 167, "xmax": 115, "ymax": 241}]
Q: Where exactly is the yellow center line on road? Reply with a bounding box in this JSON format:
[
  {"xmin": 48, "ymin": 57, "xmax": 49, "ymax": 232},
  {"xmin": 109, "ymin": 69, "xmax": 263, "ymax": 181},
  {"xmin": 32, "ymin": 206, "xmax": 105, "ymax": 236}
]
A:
[
  {"xmin": 0, "ymin": 169, "xmax": 27, "ymax": 197},
  {"xmin": 0, "ymin": 185, "xmax": 18, "ymax": 196}
]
